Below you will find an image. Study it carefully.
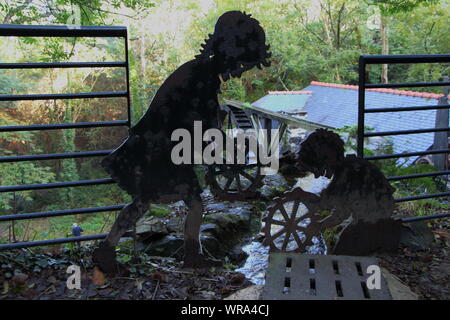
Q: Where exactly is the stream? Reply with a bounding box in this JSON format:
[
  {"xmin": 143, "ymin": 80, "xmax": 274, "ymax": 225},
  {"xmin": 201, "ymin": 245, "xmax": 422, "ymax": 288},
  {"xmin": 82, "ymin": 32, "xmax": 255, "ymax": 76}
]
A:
[{"xmin": 236, "ymin": 174, "xmax": 331, "ymax": 285}]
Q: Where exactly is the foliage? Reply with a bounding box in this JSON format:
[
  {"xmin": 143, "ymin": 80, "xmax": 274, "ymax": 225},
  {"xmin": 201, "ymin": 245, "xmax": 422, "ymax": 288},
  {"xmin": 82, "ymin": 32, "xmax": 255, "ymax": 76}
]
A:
[
  {"xmin": 370, "ymin": 0, "xmax": 440, "ymax": 15},
  {"xmin": 0, "ymin": 0, "xmax": 449, "ymax": 242}
]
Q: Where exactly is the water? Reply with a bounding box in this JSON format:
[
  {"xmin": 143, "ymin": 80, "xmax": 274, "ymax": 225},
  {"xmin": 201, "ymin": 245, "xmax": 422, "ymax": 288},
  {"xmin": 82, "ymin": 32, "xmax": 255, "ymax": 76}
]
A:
[{"xmin": 236, "ymin": 174, "xmax": 331, "ymax": 285}]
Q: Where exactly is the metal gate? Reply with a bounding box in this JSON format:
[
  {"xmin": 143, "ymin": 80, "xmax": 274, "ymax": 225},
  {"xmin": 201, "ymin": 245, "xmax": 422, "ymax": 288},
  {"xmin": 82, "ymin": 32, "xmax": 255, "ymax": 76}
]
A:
[
  {"xmin": 357, "ymin": 54, "xmax": 450, "ymax": 221},
  {"xmin": 0, "ymin": 25, "xmax": 131, "ymax": 249}
]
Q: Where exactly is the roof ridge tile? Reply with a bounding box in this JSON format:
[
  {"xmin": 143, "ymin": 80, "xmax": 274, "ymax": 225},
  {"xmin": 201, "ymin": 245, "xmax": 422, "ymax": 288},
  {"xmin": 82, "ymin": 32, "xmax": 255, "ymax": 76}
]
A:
[{"xmin": 309, "ymin": 81, "xmax": 449, "ymax": 99}]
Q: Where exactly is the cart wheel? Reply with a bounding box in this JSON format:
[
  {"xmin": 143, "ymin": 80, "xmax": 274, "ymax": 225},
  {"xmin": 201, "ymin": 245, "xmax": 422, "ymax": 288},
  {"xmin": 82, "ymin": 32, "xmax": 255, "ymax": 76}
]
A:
[
  {"xmin": 206, "ymin": 163, "xmax": 263, "ymax": 201},
  {"xmin": 262, "ymin": 187, "xmax": 322, "ymax": 253}
]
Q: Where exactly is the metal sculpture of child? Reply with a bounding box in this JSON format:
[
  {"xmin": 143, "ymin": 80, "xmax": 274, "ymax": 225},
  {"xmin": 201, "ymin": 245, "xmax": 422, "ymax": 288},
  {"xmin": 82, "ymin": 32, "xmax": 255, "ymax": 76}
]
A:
[{"xmin": 93, "ymin": 11, "xmax": 271, "ymax": 272}]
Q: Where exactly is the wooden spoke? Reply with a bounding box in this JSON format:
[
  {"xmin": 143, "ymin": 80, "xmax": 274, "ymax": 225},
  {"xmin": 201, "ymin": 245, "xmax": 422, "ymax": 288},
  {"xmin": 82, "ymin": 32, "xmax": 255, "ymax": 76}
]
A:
[
  {"xmin": 278, "ymin": 204, "xmax": 291, "ymax": 223},
  {"xmin": 291, "ymin": 200, "xmax": 300, "ymax": 220},
  {"xmin": 292, "ymin": 231, "xmax": 304, "ymax": 249},
  {"xmin": 281, "ymin": 232, "xmax": 291, "ymax": 251},
  {"xmin": 271, "ymin": 228, "xmax": 287, "ymax": 241},
  {"xmin": 235, "ymin": 173, "xmax": 242, "ymax": 192},
  {"xmin": 223, "ymin": 176, "xmax": 234, "ymax": 191},
  {"xmin": 271, "ymin": 219, "xmax": 286, "ymax": 227},
  {"xmin": 295, "ymin": 212, "xmax": 313, "ymax": 225},
  {"xmin": 240, "ymin": 170, "xmax": 255, "ymax": 182}
]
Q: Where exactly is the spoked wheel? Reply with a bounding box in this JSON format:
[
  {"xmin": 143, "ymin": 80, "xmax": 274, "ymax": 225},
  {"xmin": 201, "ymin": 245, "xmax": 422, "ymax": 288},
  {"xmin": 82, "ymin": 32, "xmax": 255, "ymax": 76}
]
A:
[
  {"xmin": 206, "ymin": 162, "xmax": 263, "ymax": 201},
  {"xmin": 206, "ymin": 135, "xmax": 263, "ymax": 201},
  {"xmin": 262, "ymin": 187, "xmax": 322, "ymax": 253}
]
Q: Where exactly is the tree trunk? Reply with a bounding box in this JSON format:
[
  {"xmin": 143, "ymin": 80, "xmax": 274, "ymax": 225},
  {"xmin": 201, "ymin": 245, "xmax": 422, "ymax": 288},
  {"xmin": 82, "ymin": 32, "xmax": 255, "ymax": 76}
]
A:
[{"xmin": 380, "ymin": 15, "xmax": 389, "ymax": 83}]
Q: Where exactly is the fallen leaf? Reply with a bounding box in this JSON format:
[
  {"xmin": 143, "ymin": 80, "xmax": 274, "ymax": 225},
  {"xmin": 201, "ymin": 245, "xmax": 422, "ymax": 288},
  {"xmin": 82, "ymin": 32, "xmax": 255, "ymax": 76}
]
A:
[
  {"xmin": 2, "ymin": 281, "xmax": 9, "ymax": 295},
  {"xmin": 151, "ymin": 272, "xmax": 167, "ymax": 282},
  {"xmin": 229, "ymin": 273, "xmax": 245, "ymax": 286},
  {"xmin": 135, "ymin": 280, "xmax": 144, "ymax": 291},
  {"xmin": 433, "ymin": 230, "xmax": 450, "ymax": 238},
  {"xmin": 12, "ymin": 273, "xmax": 28, "ymax": 286},
  {"xmin": 92, "ymin": 266, "xmax": 105, "ymax": 286}
]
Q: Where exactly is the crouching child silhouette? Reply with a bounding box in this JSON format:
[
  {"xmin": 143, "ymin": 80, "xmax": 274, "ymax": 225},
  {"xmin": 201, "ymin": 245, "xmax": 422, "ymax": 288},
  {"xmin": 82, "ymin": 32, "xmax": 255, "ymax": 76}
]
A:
[{"xmin": 93, "ymin": 11, "xmax": 271, "ymax": 272}]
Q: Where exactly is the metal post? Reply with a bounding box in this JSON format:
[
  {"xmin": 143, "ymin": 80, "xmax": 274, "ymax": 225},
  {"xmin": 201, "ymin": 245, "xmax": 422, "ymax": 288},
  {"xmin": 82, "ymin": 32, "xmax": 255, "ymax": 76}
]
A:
[
  {"xmin": 432, "ymin": 76, "xmax": 450, "ymax": 170},
  {"xmin": 357, "ymin": 56, "xmax": 366, "ymax": 158}
]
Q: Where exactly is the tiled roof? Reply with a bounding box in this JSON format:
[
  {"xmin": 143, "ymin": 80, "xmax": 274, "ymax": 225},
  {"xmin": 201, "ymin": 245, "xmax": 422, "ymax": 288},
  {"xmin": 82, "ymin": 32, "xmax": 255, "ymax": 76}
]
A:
[
  {"xmin": 252, "ymin": 91, "xmax": 312, "ymax": 113},
  {"xmin": 302, "ymin": 82, "xmax": 450, "ymax": 164}
]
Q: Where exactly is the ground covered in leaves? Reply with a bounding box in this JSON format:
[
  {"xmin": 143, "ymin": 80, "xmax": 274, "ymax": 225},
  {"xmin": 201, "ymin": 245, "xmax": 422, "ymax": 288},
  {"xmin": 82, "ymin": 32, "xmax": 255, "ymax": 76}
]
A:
[
  {"xmin": 378, "ymin": 219, "xmax": 450, "ymax": 300},
  {"xmin": 0, "ymin": 245, "xmax": 251, "ymax": 300}
]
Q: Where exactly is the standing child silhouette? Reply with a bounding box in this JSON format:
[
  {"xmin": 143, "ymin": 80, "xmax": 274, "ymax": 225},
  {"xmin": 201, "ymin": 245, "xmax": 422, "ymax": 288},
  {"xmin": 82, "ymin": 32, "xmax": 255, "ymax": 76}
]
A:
[{"xmin": 93, "ymin": 11, "xmax": 271, "ymax": 272}]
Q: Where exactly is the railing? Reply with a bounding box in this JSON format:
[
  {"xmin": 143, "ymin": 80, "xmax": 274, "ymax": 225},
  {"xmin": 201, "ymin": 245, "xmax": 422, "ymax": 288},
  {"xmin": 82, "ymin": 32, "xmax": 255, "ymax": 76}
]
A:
[
  {"xmin": 0, "ymin": 25, "xmax": 131, "ymax": 250},
  {"xmin": 357, "ymin": 54, "xmax": 450, "ymax": 222}
]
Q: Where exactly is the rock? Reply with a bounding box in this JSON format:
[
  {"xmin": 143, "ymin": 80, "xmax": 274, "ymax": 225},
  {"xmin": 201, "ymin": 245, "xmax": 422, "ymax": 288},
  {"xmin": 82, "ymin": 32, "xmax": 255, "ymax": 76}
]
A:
[
  {"xmin": 260, "ymin": 173, "xmax": 290, "ymax": 197},
  {"xmin": 201, "ymin": 234, "xmax": 222, "ymax": 258},
  {"xmin": 224, "ymin": 285, "xmax": 264, "ymax": 300},
  {"xmin": 204, "ymin": 210, "xmax": 251, "ymax": 239},
  {"xmin": 168, "ymin": 201, "xmax": 188, "ymax": 215},
  {"xmin": 145, "ymin": 234, "xmax": 184, "ymax": 259},
  {"xmin": 200, "ymin": 223, "xmax": 217, "ymax": 233},
  {"xmin": 205, "ymin": 203, "xmax": 227, "ymax": 212},
  {"xmin": 144, "ymin": 234, "xmax": 222, "ymax": 259},
  {"xmin": 135, "ymin": 216, "xmax": 169, "ymax": 240},
  {"xmin": 200, "ymin": 209, "xmax": 253, "ymax": 258},
  {"xmin": 228, "ymin": 244, "xmax": 249, "ymax": 265},
  {"xmin": 166, "ymin": 217, "xmax": 184, "ymax": 233},
  {"xmin": 400, "ymin": 221, "xmax": 434, "ymax": 251},
  {"xmin": 381, "ymin": 268, "xmax": 418, "ymax": 300}
]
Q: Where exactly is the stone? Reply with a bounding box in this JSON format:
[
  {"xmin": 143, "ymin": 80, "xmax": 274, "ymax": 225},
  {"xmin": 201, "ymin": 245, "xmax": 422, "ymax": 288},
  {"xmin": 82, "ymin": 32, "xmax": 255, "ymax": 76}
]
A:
[
  {"xmin": 400, "ymin": 221, "xmax": 435, "ymax": 251},
  {"xmin": 200, "ymin": 223, "xmax": 217, "ymax": 233},
  {"xmin": 145, "ymin": 234, "xmax": 184, "ymax": 259},
  {"xmin": 205, "ymin": 203, "xmax": 227, "ymax": 212},
  {"xmin": 166, "ymin": 217, "xmax": 184, "ymax": 233},
  {"xmin": 381, "ymin": 268, "xmax": 418, "ymax": 300},
  {"xmin": 228, "ymin": 244, "xmax": 249, "ymax": 264},
  {"xmin": 168, "ymin": 201, "xmax": 188, "ymax": 215},
  {"xmin": 224, "ymin": 285, "xmax": 263, "ymax": 300},
  {"xmin": 135, "ymin": 216, "xmax": 169, "ymax": 240},
  {"xmin": 204, "ymin": 210, "xmax": 251, "ymax": 239},
  {"xmin": 144, "ymin": 234, "xmax": 222, "ymax": 259},
  {"xmin": 260, "ymin": 173, "xmax": 290, "ymax": 198}
]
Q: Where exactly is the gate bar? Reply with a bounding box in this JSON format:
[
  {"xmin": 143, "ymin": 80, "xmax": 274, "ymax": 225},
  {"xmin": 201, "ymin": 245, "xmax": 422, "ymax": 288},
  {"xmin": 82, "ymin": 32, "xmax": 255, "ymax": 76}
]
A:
[
  {"xmin": 387, "ymin": 170, "xmax": 450, "ymax": 181},
  {"xmin": 365, "ymin": 105, "xmax": 450, "ymax": 113},
  {"xmin": 0, "ymin": 178, "xmax": 115, "ymax": 193},
  {"xmin": 0, "ymin": 61, "xmax": 126, "ymax": 69},
  {"xmin": 0, "ymin": 91, "xmax": 127, "ymax": 101},
  {"xmin": 0, "ymin": 120, "xmax": 128, "ymax": 132},
  {"xmin": 0, "ymin": 24, "xmax": 127, "ymax": 38},
  {"xmin": 364, "ymin": 127, "xmax": 450, "ymax": 137},
  {"xmin": 0, "ymin": 150, "xmax": 112, "ymax": 163},
  {"xmin": 0, "ymin": 204, "xmax": 125, "ymax": 222}
]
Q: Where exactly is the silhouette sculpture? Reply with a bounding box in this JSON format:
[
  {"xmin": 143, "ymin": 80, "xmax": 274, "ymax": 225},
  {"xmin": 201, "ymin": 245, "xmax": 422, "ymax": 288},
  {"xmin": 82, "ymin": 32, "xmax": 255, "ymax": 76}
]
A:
[
  {"xmin": 265, "ymin": 129, "xmax": 401, "ymax": 255},
  {"xmin": 93, "ymin": 11, "xmax": 271, "ymax": 272}
]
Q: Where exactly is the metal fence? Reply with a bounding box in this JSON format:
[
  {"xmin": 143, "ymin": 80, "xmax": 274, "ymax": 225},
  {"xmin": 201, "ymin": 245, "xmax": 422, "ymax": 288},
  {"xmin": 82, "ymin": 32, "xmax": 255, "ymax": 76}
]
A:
[
  {"xmin": 357, "ymin": 54, "xmax": 450, "ymax": 221},
  {"xmin": 0, "ymin": 24, "xmax": 131, "ymax": 250}
]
